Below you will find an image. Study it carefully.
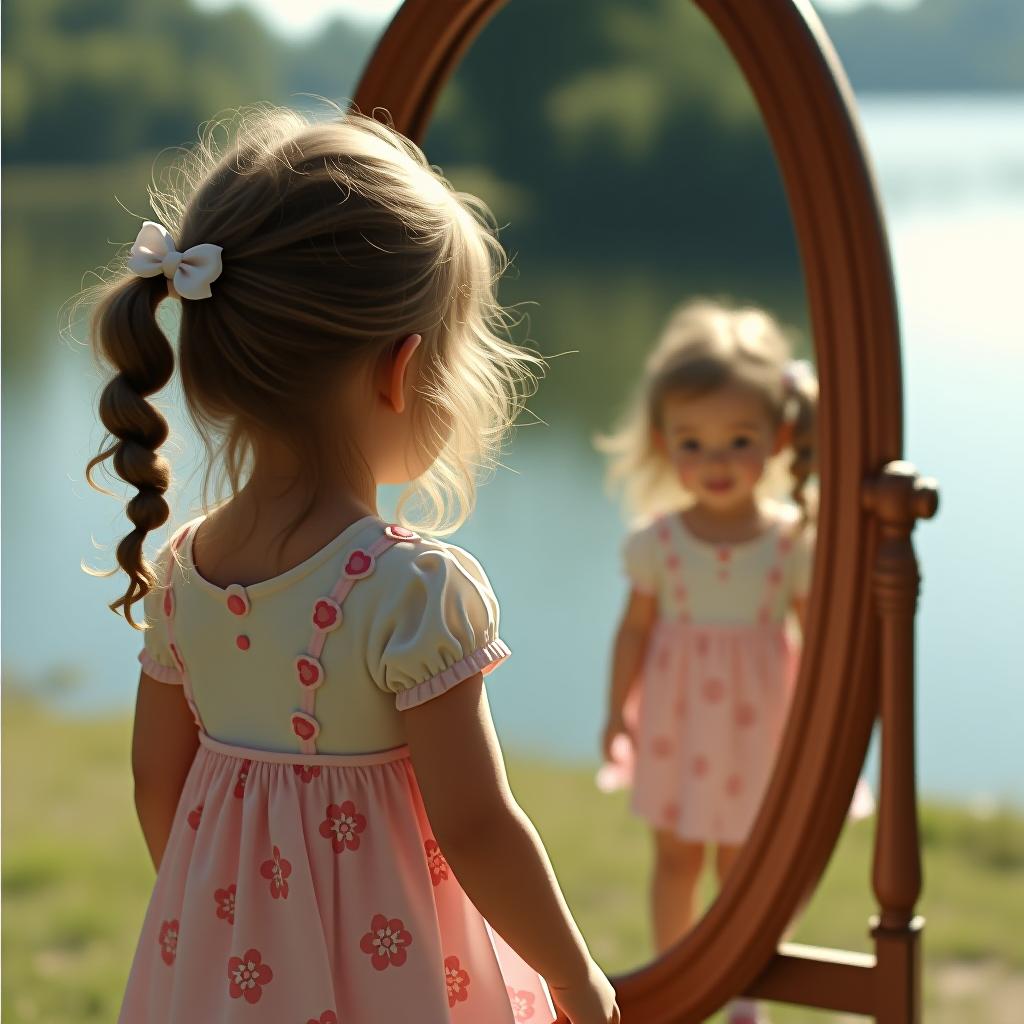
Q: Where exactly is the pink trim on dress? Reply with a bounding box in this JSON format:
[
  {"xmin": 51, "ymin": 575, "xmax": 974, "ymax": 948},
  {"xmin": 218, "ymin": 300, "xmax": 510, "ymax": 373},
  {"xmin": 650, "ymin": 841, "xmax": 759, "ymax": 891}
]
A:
[
  {"xmin": 291, "ymin": 529, "xmax": 401, "ymax": 755},
  {"xmin": 138, "ymin": 649, "xmax": 182, "ymax": 684},
  {"xmin": 199, "ymin": 730, "xmax": 410, "ymax": 767},
  {"xmin": 655, "ymin": 514, "xmax": 691, "ymax": 618},
  {"xmin": 394, "ymin": 639, "xmax": 511, "ymax": 711}
]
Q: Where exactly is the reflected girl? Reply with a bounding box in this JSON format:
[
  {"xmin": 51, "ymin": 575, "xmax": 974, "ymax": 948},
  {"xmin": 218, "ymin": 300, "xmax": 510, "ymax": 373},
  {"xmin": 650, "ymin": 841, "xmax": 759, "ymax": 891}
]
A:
[{"xmin": 596, "ymin": 301, "xmax": 816, "ymax": 1023}]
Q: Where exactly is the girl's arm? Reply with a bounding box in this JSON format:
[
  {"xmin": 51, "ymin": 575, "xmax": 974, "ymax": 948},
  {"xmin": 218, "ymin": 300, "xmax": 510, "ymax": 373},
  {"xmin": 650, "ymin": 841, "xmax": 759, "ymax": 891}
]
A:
[
  {"xmin": 602, "ymin": 588, "xmax": 657, "ymax": 759},
  {"xmin": 131, "ymin": 672, "xmax": 199, "ymax": 870},
  {"xmin": 404, "ymin": 674, "xmax": 618, "ymax": 1024}
]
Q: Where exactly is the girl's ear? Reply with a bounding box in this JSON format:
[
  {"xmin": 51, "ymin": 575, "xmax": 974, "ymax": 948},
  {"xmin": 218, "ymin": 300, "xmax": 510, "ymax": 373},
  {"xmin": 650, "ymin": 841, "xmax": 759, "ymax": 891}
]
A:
[
  {"xmin": 381, "ymin": 333, "xmax": 423, "ymax": 414},
  {"xmin": 652, "ymin": 428, "xmax": 668, "ymax": 457},
  {"xmin": 772, "ymin": 419, "xmax": 794, "ymax": 456}
]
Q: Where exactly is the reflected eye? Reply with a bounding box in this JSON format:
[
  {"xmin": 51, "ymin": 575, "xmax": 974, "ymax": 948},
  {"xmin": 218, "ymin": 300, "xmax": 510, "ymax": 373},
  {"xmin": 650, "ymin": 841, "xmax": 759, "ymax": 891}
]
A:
[
  {"xmin": 679, "ymin": 439, "xmax": 701, "ymax": 453},
  {"xmin": 731, "ymin": 435, "xmax": 753, "ymax": 451}
]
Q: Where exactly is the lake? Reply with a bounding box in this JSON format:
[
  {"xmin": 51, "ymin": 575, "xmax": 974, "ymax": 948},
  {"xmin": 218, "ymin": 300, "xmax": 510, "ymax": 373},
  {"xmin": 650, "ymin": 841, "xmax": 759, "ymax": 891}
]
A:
[{"xmin": 2, "ymin": 93, "xmax": 1022, "ymax": 804}]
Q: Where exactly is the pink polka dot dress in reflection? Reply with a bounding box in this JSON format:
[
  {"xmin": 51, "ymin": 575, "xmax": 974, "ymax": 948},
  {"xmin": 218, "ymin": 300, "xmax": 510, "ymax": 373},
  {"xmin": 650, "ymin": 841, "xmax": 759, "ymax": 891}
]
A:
[
  {"xmin": 598, "ymin": 504, "xmax": 813, "ymax": 846},
  {"xmin": 119, "ymin": 515, "xmax": 554, "ymax": 1024}
]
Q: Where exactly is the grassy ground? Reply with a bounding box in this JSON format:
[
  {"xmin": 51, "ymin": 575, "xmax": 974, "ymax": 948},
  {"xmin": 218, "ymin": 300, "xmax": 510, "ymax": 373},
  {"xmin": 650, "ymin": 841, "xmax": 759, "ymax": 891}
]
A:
[{"xmin": 3, "ymin": 695, "xmax": 1022, "ymax": 1023}]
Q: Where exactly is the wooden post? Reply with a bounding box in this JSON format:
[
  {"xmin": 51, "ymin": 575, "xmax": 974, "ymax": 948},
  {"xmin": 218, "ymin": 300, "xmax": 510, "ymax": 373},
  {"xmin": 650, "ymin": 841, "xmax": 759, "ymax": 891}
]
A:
[{"xmin": 863, "ymin": 461, "xmax": 938, "ymax": 1024}]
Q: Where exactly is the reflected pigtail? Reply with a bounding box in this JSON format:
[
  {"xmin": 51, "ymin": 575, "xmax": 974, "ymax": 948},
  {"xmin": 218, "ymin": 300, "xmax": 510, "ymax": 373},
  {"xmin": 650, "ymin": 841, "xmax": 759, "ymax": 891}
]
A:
[
  {"xmin": 86, "ymin": 274, "xmax": 175, "ymax": 627},
  {"xmin": 785, "ymin": 366, "xmax": 819, "ymax": 521}
]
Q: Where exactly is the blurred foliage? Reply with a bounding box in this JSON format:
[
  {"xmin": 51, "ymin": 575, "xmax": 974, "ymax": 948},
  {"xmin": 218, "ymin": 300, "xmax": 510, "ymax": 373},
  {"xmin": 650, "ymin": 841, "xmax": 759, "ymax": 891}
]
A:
[
  {"xmin": 822, "ymin": 0, "xmax": 1024, "ymax": 93},
  {"xmin": 425, "ymin": 0, "xmax": 799, "ymax": 268},
  {"xmin": 3, "ymin": 0, "xmax": 800, "ymax": 268},
  {"xmin": 1, "ymin": 0, "xmax": 375, "ymax": 163}
]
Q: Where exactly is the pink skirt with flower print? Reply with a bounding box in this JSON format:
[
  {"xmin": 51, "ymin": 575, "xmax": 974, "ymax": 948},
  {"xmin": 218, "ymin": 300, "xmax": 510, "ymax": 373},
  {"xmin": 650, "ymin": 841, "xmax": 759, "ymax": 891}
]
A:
[
  {"xmin": 599, "ymin": 621, "xmax": 798, "ymax": 846},
  {"xmin": 119, "ymin": 735, "xmax": 555, "ymax": 1024}
]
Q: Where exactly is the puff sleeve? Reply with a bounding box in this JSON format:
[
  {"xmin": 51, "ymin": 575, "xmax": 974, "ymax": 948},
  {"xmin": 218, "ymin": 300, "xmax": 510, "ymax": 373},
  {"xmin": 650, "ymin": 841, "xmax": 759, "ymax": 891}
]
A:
[
  {"xmin": 622, "ymin": 525, "xmax": 658, "ymax": 595},
  {"xmin": 370, "ymin": 544, "xmax": 510, "ymax": 710},
  {"xmin": 137, "ymin": 545, "xmax": 182, "ymax": 684}
]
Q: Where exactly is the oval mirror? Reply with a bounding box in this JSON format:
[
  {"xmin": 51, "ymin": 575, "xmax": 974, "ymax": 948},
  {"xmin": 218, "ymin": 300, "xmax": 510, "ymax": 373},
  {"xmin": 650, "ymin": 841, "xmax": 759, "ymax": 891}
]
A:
[
  {"xmin": 355, "ymin": 1, "xmax": 915, "ymax": 1019},
  {"xmin": 411, "ymin": 0, "xmax": 831, "ymax": 979}
]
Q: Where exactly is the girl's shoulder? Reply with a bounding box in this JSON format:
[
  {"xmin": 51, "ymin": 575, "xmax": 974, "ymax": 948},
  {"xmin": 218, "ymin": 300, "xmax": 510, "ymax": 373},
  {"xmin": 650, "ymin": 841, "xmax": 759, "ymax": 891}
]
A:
[
  {"xmin": 363, "ymin": 531, "xmax": 506, "ymax": 705},
  {"xmin": 625, "ymin": 511, "xmax": 678, "ymax": 546},
  {"xmin": 762, "ymin": 503, "xmax": 816, "ymax": 595},
  {"xmin": 622, "ymin": 513, "xmax": 674, "ymax": 564},
  {"xmin": 621, "ymin": 512, "xmax": 680, "ymax": 595},
  {"xmin": 375, "ymin": 529, "xmax": 494, "ymax": 588},
  {"xmin": 152, "ymin": 515, "xmax": 500, "ymax": 621},
  {"xmin": 147, "ymin": 516, "xmax": 204, "ymax": 583},
  {"xmin": 364, "ymin": 528, "xmax": 501, "ymax": 623}
]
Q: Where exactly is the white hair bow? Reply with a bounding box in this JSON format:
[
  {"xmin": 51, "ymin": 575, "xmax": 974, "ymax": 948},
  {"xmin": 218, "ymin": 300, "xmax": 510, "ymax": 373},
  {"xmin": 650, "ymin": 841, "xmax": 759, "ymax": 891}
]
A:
[
  {"xmin": 127, "ymin": 221, "xmax": 223, "ymax": 300},
  {"xmin": 783, "ymin": 358, "xmax": 816, "ymax": 393}
]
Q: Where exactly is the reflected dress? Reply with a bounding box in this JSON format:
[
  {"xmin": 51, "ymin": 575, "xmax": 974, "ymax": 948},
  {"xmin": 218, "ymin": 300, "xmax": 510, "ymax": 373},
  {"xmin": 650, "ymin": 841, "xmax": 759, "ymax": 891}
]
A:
[
  {"xmin": 600, "ymin": 504, "xmax": 812, "ymax": 846},
  {"xmin": 118, "ymin": 514, "xmax": 555, "ymax": 1024}
]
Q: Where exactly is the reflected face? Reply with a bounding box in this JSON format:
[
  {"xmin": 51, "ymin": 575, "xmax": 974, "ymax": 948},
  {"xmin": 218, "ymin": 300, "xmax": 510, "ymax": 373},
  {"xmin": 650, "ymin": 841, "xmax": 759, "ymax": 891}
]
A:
[{"xmin": 657, "ymin": 385, "xmax": 782, "ymax": 511}]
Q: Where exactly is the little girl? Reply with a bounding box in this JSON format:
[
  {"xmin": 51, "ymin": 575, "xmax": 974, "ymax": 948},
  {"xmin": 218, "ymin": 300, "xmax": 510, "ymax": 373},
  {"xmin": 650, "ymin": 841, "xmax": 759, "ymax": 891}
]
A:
[
  {"xmin": 598, "ymin": 301, "xmax": 817, "ymax": 1023},
  {"xmin": 86, "ymin": 108, "xmax": 618, "ymax": 1024}
]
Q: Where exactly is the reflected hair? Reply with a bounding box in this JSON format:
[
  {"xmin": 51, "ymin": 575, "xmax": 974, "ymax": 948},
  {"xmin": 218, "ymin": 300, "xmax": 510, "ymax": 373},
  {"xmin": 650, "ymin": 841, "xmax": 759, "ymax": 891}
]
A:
[
  {"xmin": 597, "ymin": 299, "xmax": 817, "ymax": 521},
  {"xmin": 82, "ymin": 104, "xmax": 542, "ymax": 627}
]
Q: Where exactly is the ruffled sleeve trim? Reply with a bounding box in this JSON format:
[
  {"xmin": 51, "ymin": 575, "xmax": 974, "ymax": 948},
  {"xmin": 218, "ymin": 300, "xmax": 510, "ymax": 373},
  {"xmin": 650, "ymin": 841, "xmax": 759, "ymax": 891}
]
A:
[
  {"xmin": 138, "ymin": 649, "xmax": 183, "ymax": 685},
  {"xmin": 395, "ymin": 638, "xmax": 511, "ymax": 711}
]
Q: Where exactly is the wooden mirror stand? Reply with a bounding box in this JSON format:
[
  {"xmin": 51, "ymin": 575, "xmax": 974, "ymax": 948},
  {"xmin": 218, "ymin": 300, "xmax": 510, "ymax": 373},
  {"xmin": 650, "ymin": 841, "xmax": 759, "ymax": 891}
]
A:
[{"xmin": 353, "ymin": 2, "xmax": 939, "ymax": 1019}]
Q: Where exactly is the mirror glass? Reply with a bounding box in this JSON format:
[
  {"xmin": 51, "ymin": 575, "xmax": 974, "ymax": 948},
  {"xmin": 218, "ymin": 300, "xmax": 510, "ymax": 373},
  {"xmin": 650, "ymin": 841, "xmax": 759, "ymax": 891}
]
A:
[{"xmin": 420, "ymin": 0, "xmax": 825, "ymax": 975}]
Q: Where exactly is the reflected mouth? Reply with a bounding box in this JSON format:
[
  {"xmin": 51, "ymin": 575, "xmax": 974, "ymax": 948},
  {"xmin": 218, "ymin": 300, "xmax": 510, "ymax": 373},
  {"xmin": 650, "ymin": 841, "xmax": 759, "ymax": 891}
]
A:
[{"xmin": 703, "ymin": 478, "xmax": 735, "ymax": 494}]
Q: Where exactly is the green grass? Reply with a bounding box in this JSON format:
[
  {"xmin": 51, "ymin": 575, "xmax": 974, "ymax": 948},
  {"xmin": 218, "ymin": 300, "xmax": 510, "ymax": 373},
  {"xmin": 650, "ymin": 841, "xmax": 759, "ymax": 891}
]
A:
[{"xmin": 4, "ymin": 695, "xmax": 1022, "ymax": 1023}]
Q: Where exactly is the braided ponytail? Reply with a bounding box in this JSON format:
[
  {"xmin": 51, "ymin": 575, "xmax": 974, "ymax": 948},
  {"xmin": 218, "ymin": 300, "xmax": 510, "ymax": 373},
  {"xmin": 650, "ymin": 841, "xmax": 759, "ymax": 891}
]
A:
[
  {"xmin": 785, "ymin": 364, "xmax": 819, "ymax": 522},
  {"xmin": 86, "ymin": 274, "xmax": 175, "ymax": 627}
]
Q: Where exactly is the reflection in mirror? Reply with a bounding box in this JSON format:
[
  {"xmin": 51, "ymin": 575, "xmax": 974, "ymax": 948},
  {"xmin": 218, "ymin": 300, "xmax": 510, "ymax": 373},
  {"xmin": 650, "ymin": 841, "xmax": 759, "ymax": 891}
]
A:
[
  {"xmin": 593, "ymin": 300, "xmax": 824, "ymax": 953},
  {"xmin": 418, "ymin": 0, "xmax": 848, "ymax": 988}
]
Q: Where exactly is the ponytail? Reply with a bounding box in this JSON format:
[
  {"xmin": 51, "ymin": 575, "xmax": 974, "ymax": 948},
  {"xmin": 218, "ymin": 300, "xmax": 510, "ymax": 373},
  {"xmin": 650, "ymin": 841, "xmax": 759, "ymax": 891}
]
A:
[
  {"xmin": 785, "ymin": 362, "xmax": 818, "ymax": 522},
  {"xmin": 86, "ymin": 274, "xmax": 175, "ymax": 627}
]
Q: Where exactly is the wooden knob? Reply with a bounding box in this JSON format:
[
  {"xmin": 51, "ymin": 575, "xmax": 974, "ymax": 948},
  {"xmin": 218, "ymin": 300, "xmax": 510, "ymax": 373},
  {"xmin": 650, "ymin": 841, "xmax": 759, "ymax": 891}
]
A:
[
  {"xmin": 863, "ymin": 461, "xmax": 940, "ymax": 523},
  {"xmin": 913, "ymin": 476, "xmax": 939, "ymax": 520}
]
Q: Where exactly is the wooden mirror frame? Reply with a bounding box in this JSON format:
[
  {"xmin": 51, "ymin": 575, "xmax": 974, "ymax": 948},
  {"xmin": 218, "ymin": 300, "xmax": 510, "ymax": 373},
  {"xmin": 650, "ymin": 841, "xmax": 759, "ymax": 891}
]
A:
[{"xmin": 354, "ymin": 2, "xmax": 939, "ymax": 1020}]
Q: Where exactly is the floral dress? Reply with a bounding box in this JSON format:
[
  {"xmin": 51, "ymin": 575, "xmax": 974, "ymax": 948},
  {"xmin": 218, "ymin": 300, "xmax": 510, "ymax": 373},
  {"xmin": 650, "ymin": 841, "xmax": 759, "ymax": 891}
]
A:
[
  {"xmin": 600, "ymin": 504, "xmax": 813, "ymax": 846},
  {"xmin": 119, "ymin": 515, "xmax": 554, "ymax": 1024}
]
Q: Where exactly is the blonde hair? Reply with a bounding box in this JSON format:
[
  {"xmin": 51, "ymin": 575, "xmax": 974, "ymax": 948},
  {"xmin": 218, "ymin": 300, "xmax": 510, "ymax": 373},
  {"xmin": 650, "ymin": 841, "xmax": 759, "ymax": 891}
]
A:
[
  {"xmin": 84, "ymin": 105, "xmax": 541, "ymax": 626},
  {"xmin": 598, "ymin": 299, "xmax": 817, "ymax": 520}
]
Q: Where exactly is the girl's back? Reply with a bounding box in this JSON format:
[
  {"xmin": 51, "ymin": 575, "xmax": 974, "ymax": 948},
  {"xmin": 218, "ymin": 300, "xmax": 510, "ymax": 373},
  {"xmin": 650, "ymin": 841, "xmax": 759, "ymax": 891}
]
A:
[
  {"xmin": 84, "ymin": 107, "xmax": 618, "ymax": 1024},
  {"xmin": 125, "ymin": 513, "xmax": 545, "ymax": 1021},
  {"xmin": 144, "ymin": 514, "xmax": 506, "ymax": 752}
]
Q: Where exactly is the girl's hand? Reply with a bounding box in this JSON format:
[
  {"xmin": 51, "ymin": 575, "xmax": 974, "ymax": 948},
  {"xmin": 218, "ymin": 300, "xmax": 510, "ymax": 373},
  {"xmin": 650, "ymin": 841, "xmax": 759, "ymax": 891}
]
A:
[
  {"xmin": 603, "ymin": 588, "xmax": 656, "ymax": 764},
  {"xmin": 549, "ymin": 959, "xmax": 620, "ymax": 1024},
  {"xmin": 601, "ymin": 713, "xmax": 630, "ymax": 764},
  {"xmin": 405, "ymin": 676, "xmax": 614, "ymax": 1017}
]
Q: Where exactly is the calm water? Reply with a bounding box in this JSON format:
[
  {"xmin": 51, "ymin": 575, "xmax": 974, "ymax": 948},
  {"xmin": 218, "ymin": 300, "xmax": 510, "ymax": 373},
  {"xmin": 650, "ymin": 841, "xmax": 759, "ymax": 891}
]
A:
[{"xmin": 2, "ymin": 94, "xmax": 1022, "ymax": 803}]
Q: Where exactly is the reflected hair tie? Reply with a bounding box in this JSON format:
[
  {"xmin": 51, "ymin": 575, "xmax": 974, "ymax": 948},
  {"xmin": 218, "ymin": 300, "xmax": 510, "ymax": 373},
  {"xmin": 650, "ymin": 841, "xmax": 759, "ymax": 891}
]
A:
[
  {"xmin": 783, "ymin": 358, "xmax": 816, "ymax": 394},
  {"xmin": 127, "ymin": 221, "xmax": 223, "ymax": 300}
]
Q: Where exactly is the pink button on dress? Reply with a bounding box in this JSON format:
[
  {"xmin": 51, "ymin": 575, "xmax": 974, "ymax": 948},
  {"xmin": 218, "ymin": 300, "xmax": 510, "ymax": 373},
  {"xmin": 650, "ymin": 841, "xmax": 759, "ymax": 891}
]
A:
[
  {"xmin": 122, "ymin": 515, "xmax": 554, "ymax": 1024},
  {"xmin": 599, "ymin": 505, "xmax": 812, "ymax": 846}
]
